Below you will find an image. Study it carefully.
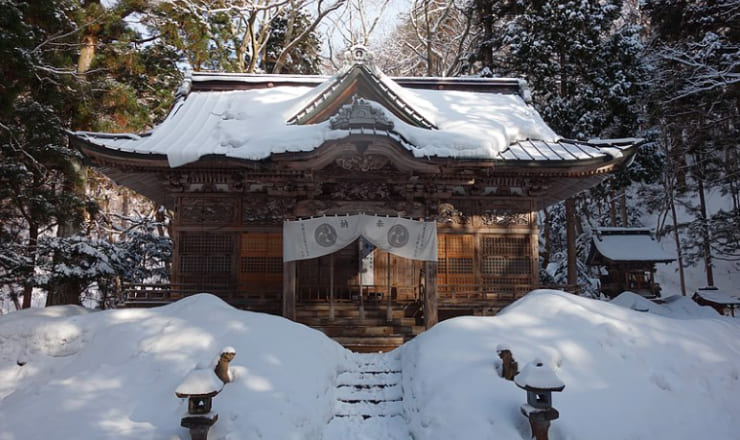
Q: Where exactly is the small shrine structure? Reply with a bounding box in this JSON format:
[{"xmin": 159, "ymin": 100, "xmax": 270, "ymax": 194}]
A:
[
  {"xmin": 71, "ymin": 47, "xmax": 641, "ymax": 349},
  {"xmin": 587, "ymin": 227, "xmax": 675, "ymax": 298},
  {"xmin": 692, "ymin": 287, "xmax": 740, "ymax": 317}
]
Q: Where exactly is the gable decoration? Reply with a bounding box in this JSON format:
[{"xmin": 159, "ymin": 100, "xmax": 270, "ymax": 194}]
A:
[{"xmin": 283, "ymin": 214, "xmax": 437, "ymax": 262}]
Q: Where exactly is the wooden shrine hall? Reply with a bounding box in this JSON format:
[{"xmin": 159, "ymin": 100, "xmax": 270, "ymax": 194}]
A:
[{"xmin": 71, "ymin": 46, "xmax": 640, "ymax": 350}]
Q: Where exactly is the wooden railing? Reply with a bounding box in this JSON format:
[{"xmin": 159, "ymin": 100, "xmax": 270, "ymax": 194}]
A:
[
  {"xmin": 121, "ymin": 283, "xmax": 281, "ymax": 309},
  {"xmin": 122, "ymin": 282, "xmax": 544, "ymax": 308}
]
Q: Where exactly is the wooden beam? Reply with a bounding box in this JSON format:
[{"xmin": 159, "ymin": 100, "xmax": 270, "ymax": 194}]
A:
[
  {"xmin": 282, "ymin": 261, "xmax": 296, "ymax": 320},
  {"xmin": 424, "ymin": 261, "xmax": 438, "ymax": 329}
]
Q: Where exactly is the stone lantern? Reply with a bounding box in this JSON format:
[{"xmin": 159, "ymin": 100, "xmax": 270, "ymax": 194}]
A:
[
  {"xmin": 176, "ymin": 369, "xmax": 224, "ymax": 440},
  {"xmin": 515, "ymin": 359, "xmax": 565, "ymax": 440}
]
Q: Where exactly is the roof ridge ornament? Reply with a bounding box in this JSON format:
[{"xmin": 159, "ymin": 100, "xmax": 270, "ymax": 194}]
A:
[{"xmin": 342, "ymin": 45, "xmax": 379, "ymax": 74}]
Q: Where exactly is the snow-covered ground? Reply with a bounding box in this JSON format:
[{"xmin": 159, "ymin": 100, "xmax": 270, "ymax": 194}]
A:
[{"xmin": 1, "ymin": 291, "xmax": 738, "ymax": 439}]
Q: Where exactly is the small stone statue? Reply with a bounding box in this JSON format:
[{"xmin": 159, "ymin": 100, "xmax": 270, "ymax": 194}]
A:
[
  {"xmin": 214, "ymin": 346, "xmax": 236, "ymax": 384},
  {"xmin": 497, "ymin": 345, "xmax": 519, "ymax": 381}
]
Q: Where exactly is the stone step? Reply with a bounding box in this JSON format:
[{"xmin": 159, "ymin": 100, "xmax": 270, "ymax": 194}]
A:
[
  {"xmin": 323, "ymin": 415, "xmax": 413, "ymax": 439},
  {"xmin": 333, "ymin": 337, "xmax": 406, "ymax": 353},
  {"xmin": 337, "ymin": 371, "xmax": 402, "ymax": 386},
  {"xmin": 336, "ymin": 384, "xmax": 403, "ymax": 401},
  {"xmin": 334, "ymin": 400, "xmax": 404, "ymax": 417}
]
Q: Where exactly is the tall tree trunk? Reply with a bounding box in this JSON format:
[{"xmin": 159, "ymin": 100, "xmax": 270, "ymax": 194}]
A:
[
  {"xmin": 668, "ymin": 181, "xmax": 687, "ymax": 296},
  {"xmin": 22, "ymin": 221, "xmax": 39, "ymax": 309},
  {"xmin": 620, "ymin": 191, "xmax": 628, "ymax": 227},
  {"xmin": 696, "ymin": 173, "xmax": 714, "ymax": 287},
  {"xmin": 565, "ymin": 198, "xmax": 577, "ymax": 290},
  {"xmin": 662, "ymin": 131, "xmax": 686, "ymax": 296},
  {"xmin": 476, "ymin": 0, "xmax": 494, "ymax": 70},
  {"xmin": 77, "ymin": 34, "xmax": 97, "ymax": 76},
  {"xmin": 609, "ymin": 191, "xmax": 617, "ymax": 226},
  {"xmin": 50, "ymin": 160, "xmax": 86, "ymax": 306}
]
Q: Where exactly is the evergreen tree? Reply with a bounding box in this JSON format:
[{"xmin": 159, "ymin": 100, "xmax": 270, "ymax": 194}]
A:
[
  {"xmin": 259, "ymin": 9, "xmax": 322, "ymax": 74},
  {"xmin": 0, "ymin": 0, "xmax": 87, "ymax": 307},
  {"xmin": 643, "ymin": 0, "xmax": 740, "ymax": 284},
  {"xmin": 0, "ymin": 0, "xmax": 179, "ymax": 308},
  {"xmin": 469, "ymin": 0, "xmax": 650, "ymax": 293}
]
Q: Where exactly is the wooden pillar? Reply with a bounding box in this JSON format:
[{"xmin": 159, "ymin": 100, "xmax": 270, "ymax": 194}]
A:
[
  {"xmin": 424, "ymin": 260, "xmax": 438, "ymax": 329},
  {"xmin": 386, "ymin": 253, "xmax": 392, "ymax": 323},
  {"xmin": 329, "ymin": 254, "xmax": 335, "ymax": 322},
  {"xmin": 282, "ymin": 261, "xmax": 296, "ymax": 320}
]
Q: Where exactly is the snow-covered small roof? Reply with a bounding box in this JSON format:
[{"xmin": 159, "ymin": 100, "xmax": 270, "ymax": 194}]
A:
[
  {"xmin": 515, "ymin": 359, "xmax": 565, "ymax": 391},
  {"xmin": 693, "ymin": 288, "xmax": 740, "ymax": 306},
  {"xmin": 590, "ymin": 228, "xmax": 675, "ymax": 263},
  {"xmin": 71, "ymin": 47, "xmax": 640, "ymax": 169},
  {"xmin": 175, "ymin": 368, "xmax": 223, "ymax": 397}
]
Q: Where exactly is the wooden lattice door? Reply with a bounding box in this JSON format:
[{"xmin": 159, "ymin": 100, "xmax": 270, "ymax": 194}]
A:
[
  {"xmin": 437, "ymin": 234, "xmax": 476, "ymax": 293},
  {"xmin": 480, "ymin": 235, "xmax": 534, "ymax": 298},
  {"xmin": 238, "ymin": 232, "xmax": 283, "ymax": 299},
  {"xmin": 178, "ymin": 232, "xmax": 236, "ymax": 292}
]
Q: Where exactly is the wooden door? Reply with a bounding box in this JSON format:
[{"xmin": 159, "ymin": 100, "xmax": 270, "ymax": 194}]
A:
[
  {"xmin": 238, "ymin": 232, "xmax": 282, "ymax": 299},
  {"xmin": 437, "ymin": 234, "xmax": 476, "ymax": 294}
]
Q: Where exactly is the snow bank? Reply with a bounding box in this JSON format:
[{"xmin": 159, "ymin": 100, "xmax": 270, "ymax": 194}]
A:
[
  {"xmin": 0, "ymin": 294, "xmax": 345, "ymax": 439},
  {"xmin": 1, "ymin": 291, "xmax": 738, "ymax": 439},
  {"xmin": 401, "ymin": 290, "xmax": 740, "ymax": 440}
]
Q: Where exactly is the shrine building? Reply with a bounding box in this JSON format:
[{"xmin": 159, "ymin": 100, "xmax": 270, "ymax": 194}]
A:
[{"xmin": 71, "ymin": 47, "xmax": 641, "ymax": 351}]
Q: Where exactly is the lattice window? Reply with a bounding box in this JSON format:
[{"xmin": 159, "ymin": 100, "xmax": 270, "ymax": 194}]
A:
[
  {"xmin": 447, "ymin": 258, "xmax": 474, "ymax": 274},
  {"xmin": 181, "ymin": 233, "xmax": 233, "ymax": 254},
  {"xmin": 482, "ymin": 257, "xmax": 531, "ymax": 276},
  {"xmin": 481, "ymin": 236, "xmax": 531, "ymax": 256},
  {"xmin": 180, "ymin": 255, "xmax": 232, "ymax": 273},
  {"xmin": 480, "ymin": 233, "xmax": 535, "ymax": 296},
  {"xmin": 240, "ymin": 256, "xmax": 283, "ymax": 273}
]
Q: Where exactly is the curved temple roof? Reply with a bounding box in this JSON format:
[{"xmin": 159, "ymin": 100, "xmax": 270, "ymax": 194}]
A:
[
  {"xmin": 590, "ymin": 228, "xmax": 676, "ymax": 264},
  {"xmin": 71, "ymin": 47, "xmax": 640, "ymax": 169}
]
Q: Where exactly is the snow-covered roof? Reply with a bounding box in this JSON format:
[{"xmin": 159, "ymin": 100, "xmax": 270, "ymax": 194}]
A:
[
  {"xmin": 590, "ymin": 228, "xmax": 675, "ymax": 263},
  {"xmin": 71, "ymin": 47, "xmax": 640, "ymax": 168},
  {"xmin": 693, "ymin": 288, "xmax": 740, "ymax": 305}
]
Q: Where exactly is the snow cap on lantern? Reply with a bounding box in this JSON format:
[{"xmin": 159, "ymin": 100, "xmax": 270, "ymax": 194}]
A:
[{"xmin": 515, "ymin": 358, "xmax": 565, "ymax": 410}]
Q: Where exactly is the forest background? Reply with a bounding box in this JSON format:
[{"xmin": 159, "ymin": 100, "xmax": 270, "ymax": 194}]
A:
[{"xmin": 0, "ymin": 0, "xmax": 737, "ymax": 310}]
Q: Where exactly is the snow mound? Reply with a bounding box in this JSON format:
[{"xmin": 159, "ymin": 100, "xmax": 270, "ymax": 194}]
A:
[
  {"xmin": 1, "ymin": 290, "xmax": 738, "ymax": 440},
  {"xmin": 402, "ymin": 290, "xmax": 740, "ymax": 440},
  {"xmin": 0, "ymin": 294, "xmax": 345, "ymax": 439},
  {"xmin": 610, "ymin": 291, "xmax": 722, "ymax": 319},
  {"xmin": 610, "ymin": 291, "xmax": 671, "ymax": 316},
  {"xmin": 659, "ymin": 295, "xmax": 721, "ymax": 318}
]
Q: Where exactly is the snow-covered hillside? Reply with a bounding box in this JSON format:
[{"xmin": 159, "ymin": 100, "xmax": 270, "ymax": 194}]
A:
[{"xmin": 0, "ymin": 291, "xmax": 738, "ymax": 440}]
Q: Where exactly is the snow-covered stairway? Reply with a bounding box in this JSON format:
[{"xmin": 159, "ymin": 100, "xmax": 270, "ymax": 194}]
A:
[{"xmin": 322, "ymin": 352, "xmax": 413, "ymax": 440}]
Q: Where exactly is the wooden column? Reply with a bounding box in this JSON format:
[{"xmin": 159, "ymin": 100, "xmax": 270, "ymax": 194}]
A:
[
  {"xmin": 386, "ymin": 253, "xmax": 392, "ymax": 323},
  {"xmin": 329, "ymin": 254, "xmax": 335, "ymax": 321},
  {"xmin": 282, "ymin": 261, "xmax": 296, "ymax": 320},
  {"xmin": 424, "ymin": 260, "xmax": 438, "ymax": 329}
]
